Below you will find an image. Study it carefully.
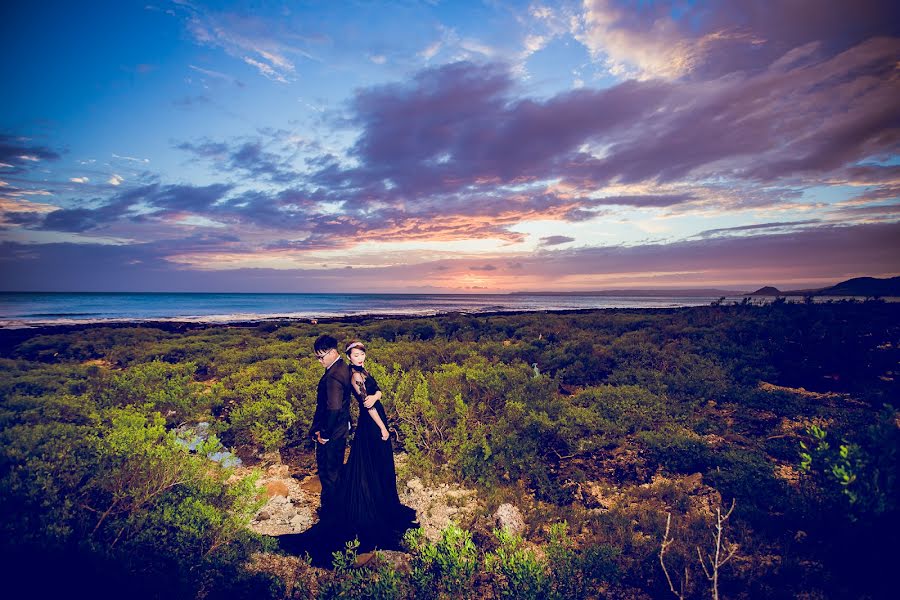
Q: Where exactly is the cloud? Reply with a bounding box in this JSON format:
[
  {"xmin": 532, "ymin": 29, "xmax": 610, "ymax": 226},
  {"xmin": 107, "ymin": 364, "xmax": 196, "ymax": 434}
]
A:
[
  {"xmin": 419, "ymin": 40, "xmax": 442, "ymax": 61},
  {"xmin": 70, "ymin": 177, "xmax": 89, "ymax": 184},
  {"xmin": 151, "ymin": 44, "xmax": 888, "ymax": 249},
  {"xmin": 469, "ymin": 264, "xmax": 497, "ymax": 271},
  {"xmin": 188, "ymin": 64, "xmax": 245, "ymax": 87},
  {"xmin": 318, "ymin": 37, "xmax": 898, "ymax": 206},
  {"xmin": 108, "ymin": 174, "xmax": 124, "ymax": 186},
  {"xmin": 177, "ymin": 137, "xmax": 301, "ymax": 183},
  {"xmin": 242, "ymin": 56, "xmax": 288, "ymax": 83},
  {"xmin": 296, "ymin": 44, "xmax": 897, "ymax": 241},
  {"xmin": 34, "ymin": 183, "xmax": 233, "ymax": 232},
  {"xmin": 0, "ymin": 135, "xmax": 61, "ymax": 174},
  {"xmin": 695, "ymin": 220, "xmax": 822, "ymax": 238},
  {"xmin": 0, "ymin": 195, "xmax": 59, "ymax": 227},
  {"xmin": 520, "ymin": 221, "xmax": 900, "ymax": 287},
  {"xmin": 539, "ymin": 235, "xmax": 575, "ymax": 246},
  {"xmin": 318, "ymin": 61, "xmax": 671, "ymax": 199},
  {"xmin": 176, "ymin": 5, "xmax": 317, "ymax": 83},
  {"xmin": 3, "ymin": 222, "xmax": 897, "ymax": 292},
  {"xmin": 112, "ymin": 153, "xmax": 150, "ymax": 164},
  {"xmin": 828, "ymin": 203, "xmax": 900, "ymax": 220},
  {"xmin": 575, "ymin": 0, "xmax": 900, "ymax": 80}
]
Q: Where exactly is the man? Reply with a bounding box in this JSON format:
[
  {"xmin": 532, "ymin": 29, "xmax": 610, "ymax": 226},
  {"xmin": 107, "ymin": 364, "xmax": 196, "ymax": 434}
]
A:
[{"xmin": 309, "ymin": 334, "xmax": 353, "ymax": 519}]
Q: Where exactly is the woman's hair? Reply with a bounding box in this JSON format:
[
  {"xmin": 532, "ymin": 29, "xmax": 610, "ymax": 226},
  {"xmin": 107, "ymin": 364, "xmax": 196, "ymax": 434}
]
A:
[{"xmin": 345, "ymin": 340, "xmax": 367, "ymax": 354}]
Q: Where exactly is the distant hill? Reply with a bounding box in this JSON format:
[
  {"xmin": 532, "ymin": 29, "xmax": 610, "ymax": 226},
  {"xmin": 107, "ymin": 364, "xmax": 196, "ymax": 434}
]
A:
[
  {"xmin": 819, "ymin": 276, "xmax": 900, "ymax": 296},
  {"xmin": 748, "ymin": 286, "xmax": 782, "ymax": 296},
  {"xmin": 509, "ymin": 288, "xmax": 746, "ymax": 297},
  {"xmin": 747, "ymin": 276, "xmax": 900, "ymax": 297}
]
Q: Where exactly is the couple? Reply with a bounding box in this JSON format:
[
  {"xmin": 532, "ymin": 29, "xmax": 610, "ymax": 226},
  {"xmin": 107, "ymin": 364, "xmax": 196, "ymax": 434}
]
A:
[{"xmin": 283, "ymin": 335, "xmax": 416, "ymax": 563}]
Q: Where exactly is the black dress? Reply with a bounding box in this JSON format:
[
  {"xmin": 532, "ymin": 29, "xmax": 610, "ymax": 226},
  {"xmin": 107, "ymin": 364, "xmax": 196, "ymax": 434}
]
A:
[
  {"xmin": 278, "ymin": 367, "xmax": 417, "ymax": 566},
  {"xmin": 335, "ymin": 365, "xmax": 417, "ymax": 552}
]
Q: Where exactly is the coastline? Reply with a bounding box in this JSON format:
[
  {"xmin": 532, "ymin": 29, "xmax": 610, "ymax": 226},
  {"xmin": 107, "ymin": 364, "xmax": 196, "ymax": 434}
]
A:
[
  {"xmin": 0, "ymin": 305, "xmax": 692, "ymax": 355},
  {"xmin": 1, "ymin": 295, "xmax": 893, "ymax": 355},
  {"xmin": 2, "ymin": 293, "xmax": 894, "ymax": 332}
]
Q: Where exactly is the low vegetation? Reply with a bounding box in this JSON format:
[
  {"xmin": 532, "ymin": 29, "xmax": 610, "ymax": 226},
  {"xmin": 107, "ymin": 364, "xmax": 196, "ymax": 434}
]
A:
[{"xmin": 1, "ymin": 300, "xmax": 897, "ymax": 598}]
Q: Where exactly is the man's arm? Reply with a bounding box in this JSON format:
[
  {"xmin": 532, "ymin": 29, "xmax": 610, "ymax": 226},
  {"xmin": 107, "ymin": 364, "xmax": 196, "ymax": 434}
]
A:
[{"xmin": 320, "ymin": 374, "xmax": 345, "ymax": 440}]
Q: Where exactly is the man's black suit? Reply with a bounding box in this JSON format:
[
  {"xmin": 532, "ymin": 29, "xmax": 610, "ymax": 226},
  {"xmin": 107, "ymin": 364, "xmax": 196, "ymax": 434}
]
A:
[{"xmin": 309, "ymin": 357, "xmax": 352, "ymax": 518}]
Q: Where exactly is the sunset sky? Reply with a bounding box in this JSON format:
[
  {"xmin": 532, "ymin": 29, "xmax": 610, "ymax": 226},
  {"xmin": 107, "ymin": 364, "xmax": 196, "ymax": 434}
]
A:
[{"xmin": 1, "ymin": 0, "xmax": 898, "ymax": 292}]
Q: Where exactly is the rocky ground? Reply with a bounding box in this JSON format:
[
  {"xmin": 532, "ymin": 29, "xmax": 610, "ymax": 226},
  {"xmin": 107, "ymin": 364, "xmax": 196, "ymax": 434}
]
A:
[
  {"xmin": 240, "ymin": 449, "xmax": 490, "ymax": 591},
  {"xmin": 240, "ymin": 451, "xmax": 482, "ymax": 541}
]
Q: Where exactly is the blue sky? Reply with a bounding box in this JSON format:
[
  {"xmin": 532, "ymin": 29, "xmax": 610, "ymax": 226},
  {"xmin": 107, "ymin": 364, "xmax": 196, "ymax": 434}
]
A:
[{"xmin": 1, "ymin": 0, "xmax": 898, "ymax": 292}]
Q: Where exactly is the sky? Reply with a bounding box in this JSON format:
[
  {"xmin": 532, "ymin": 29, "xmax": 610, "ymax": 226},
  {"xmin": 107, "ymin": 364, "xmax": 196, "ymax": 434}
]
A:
[{"xmin": 1, "ymin": 0, "xmax": 898, "ymax": 293}]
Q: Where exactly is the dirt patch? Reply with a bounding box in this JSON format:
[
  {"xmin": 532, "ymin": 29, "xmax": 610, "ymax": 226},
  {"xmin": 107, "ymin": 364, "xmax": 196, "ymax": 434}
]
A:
[
  {"xmin": 759, "ymin": 381, "xmax": 845, "ymax": 401},
  {"xmin": 245, "ymin": 552, "xmax": 318, "ymax": 596},
  {"xmin": 235, "ymin": 458, "xmax": 317, "ymax": 536},
  {"xmin": 774, "ymin": 415, "xmax": 833, "ymax": 438},
  {"xmin": 775, "ymin": 463, "xmax": 801, "ymax": 487},
  {"xmin": 266, "ymin": 480, "xmax": 290, "ymax": 498},
  {"xmin": 584, "ymin": 472, "xmax": 724, "ymax": 521},
  {"xmin": 83, "ymin": 358, "xmax": 113, "ymax": 368},
  {"xmin": 299, "ymin": 475, "xmax": 322, "ymax": 496},
  {"xmin": 400, "ymin": 477, "xmax": 479, "ymax": 541}
]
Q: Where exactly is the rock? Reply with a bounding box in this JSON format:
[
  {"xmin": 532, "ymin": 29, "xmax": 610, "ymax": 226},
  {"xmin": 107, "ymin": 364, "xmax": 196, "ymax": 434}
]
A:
[
  {"xmin": 257, "ymin": 510, "xmax": 271, "ymax": 521},
  {"xmin": 271, "ymin": 494, "xmax": 290, "ymax": 505},
  {"xmin": 493, "ymin": 503, "xmax": 525, "ymax": 536},
  {"xmin": 370, "ymin": 550, "xmax": 412, "ymax": 573},
  {"xmin": 400, "ymin": 479, "xmax": 479, "ymax": 542},
  {"xmin": 266, "ymin": 480, "xmax": 290, "ymax": 498},
  {"xmin": 267, "ymin": 463, "xmax": 290, "ymax": 478},
  {"xmin": 258, "ymin": 451, "xmax": 282, "ymax": 466},
  {"xmin": 289, "ymin": 514, "xmax": 308, "ymax": 529}
]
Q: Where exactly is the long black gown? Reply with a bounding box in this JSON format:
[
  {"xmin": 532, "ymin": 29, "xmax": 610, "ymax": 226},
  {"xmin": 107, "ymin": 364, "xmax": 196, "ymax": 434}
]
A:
[
  {"xmin": 279, "ymin": 366, "xmax": 416, "ymax": 565},
  {"xmin": 335, "ymin": 366, "xmax": 417, "ymax": 551}
]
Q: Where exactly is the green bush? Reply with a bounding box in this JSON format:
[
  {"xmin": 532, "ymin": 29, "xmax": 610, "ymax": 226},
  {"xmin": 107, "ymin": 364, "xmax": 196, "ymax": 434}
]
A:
[
  {"xmin": 317, "ymin": 538, "xmax": 405, "ymax": 599},
  {"xmin": 97, "ymin": 360, "xmax": 200, "ymax": 422},
  {"xmin": 0, "ymin": 399, "xmax": 266, "ymax": 597},
  {"xmin": 485, "ymin": 528, "xmax": 548, "ymax": 599},
  {"xmin": 637, "ymin": 428, "xmax": 717, "ymax": 474},
  {"xmin": 405, "ymin": 524, "xmax": 478, "ymax": 598},
  {"xmin": 226, "ymin": 386, "xmax": 297, "ymax": 451},
  {"xmin": 547, "ymin": 522, "xmax": 620, "ymax": 599},
  {"xmin": 799, "ymin": 405, "xmax": 900, "ymax": 519}
]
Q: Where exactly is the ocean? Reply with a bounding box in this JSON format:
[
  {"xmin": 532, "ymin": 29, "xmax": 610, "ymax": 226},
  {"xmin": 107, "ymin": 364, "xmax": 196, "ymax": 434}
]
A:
[{"xmin": 0, "ymin": 292, "xmax": 747, "ymax": 328}]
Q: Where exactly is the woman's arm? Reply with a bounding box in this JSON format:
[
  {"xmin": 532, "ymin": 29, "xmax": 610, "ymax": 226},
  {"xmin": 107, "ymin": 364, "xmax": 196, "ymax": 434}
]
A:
[
  {"xmin": 367, "ymin": 404, "xmax": 389, "ymax": 441},
  {"xmin": 353, "ymin": 372, "xmax": 389, "ymax": 440},
  {"xmin": 363, "ymin": 390, "xmax": 382, "ymax": 409}
]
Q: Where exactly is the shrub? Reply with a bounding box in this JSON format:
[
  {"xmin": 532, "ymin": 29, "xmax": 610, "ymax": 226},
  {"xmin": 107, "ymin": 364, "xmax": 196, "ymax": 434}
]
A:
[
  {"xmin": 317, "ymin": 538, "xmax": 405, "ymax": 599},
  {"xmin": 485, "ymin": 528, "xmax": 548, "ymax": 599},
  {"xmin": 637, "ymin": 428, "xmax": 717, "ymax": 474},
  {"xmin": 97, "ymin": 360, "xmax": 200, "ymax": 422},
  {"xmin": 547, "ymin": 522, "xmax": 621, "ymax": 599},
  {"xmin": 405, "ymin": 525, "xmax": 478, "ymax": 598},
  {"xmin": 799, "ymin": 405, "xmax": 900, "ymax": 519}
]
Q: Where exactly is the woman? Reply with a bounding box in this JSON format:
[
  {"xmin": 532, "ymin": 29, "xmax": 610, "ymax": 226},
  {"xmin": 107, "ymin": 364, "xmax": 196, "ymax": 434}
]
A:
[{"xmin": 336, "ymin": 340, "xmax": 417, "ymax": 551}]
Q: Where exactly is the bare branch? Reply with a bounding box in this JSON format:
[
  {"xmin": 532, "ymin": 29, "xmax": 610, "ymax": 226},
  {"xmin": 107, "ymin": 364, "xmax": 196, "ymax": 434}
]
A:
[{"xmin": 659, "ymin": 513, "xmax": 686, "ymax": 600}]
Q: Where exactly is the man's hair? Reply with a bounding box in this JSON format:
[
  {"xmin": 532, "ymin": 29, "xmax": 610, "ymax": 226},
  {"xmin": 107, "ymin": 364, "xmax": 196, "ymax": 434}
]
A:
[{"xmin": 313, "ymin": 334, "xmax": 338, "ymax": 355}]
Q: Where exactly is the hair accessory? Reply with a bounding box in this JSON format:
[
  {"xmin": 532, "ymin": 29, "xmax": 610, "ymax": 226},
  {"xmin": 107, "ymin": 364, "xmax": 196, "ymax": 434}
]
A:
[{"xmin": 346, "ymin": 341, "xmax": 364, "ymax": 353}]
